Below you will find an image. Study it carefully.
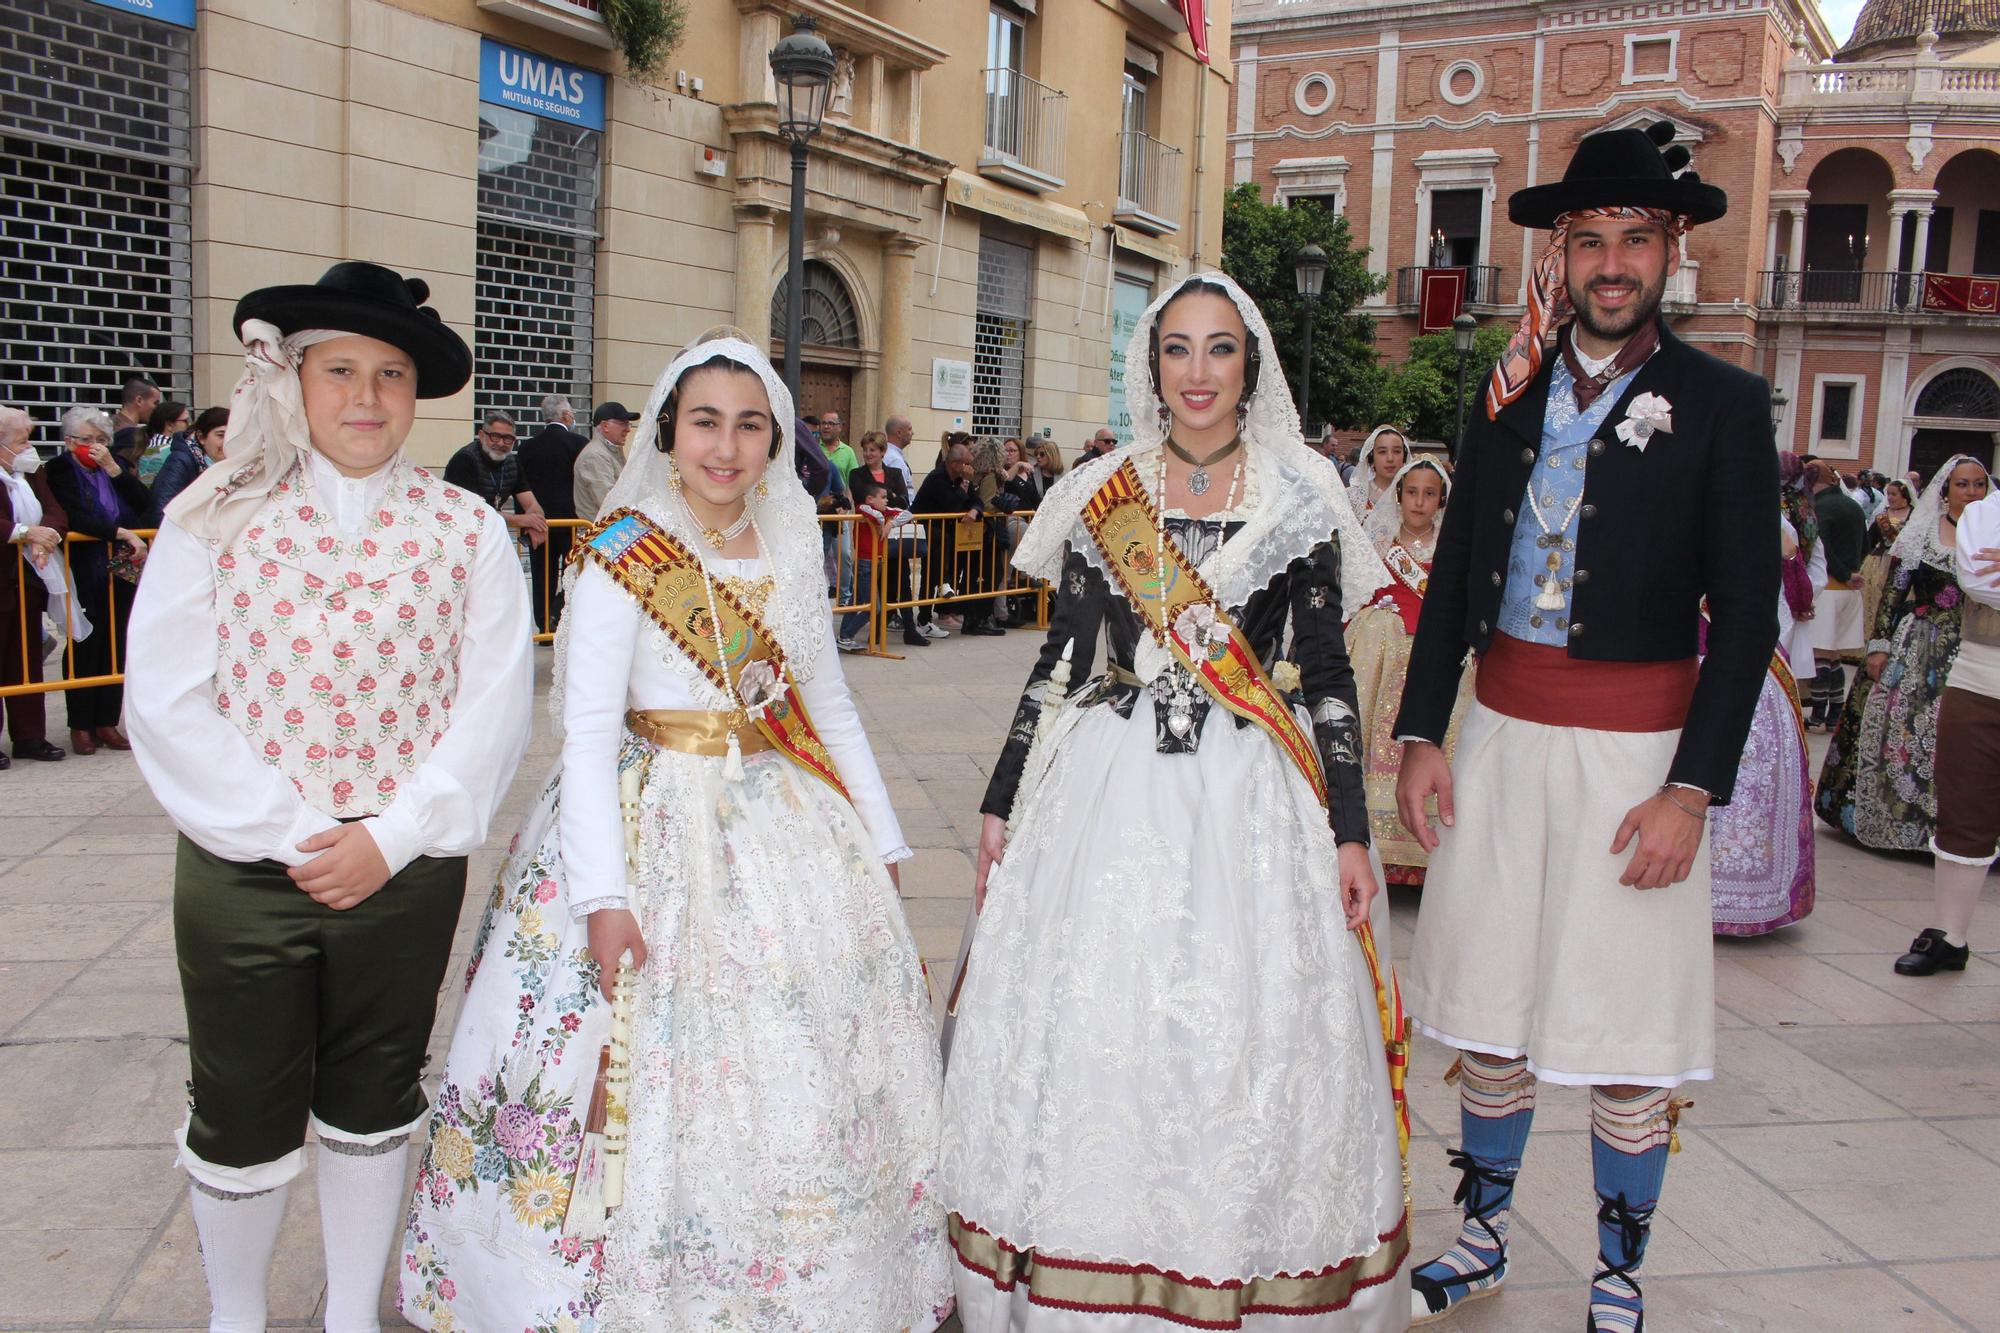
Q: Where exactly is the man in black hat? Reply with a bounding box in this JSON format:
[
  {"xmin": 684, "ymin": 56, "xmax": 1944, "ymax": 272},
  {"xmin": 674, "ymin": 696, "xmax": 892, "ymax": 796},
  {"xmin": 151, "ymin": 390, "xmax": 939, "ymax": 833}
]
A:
[
  {"xmin": 1391, "ymin": 124, "xmax": 1778, "ymax": 1332},
  {"xmin": 124, "ymin": 261, "xmax": 534, "ymax": 1333},
  {"xmin": 573, "ymin": 398, "xmax": 640, "ymax": 523}
]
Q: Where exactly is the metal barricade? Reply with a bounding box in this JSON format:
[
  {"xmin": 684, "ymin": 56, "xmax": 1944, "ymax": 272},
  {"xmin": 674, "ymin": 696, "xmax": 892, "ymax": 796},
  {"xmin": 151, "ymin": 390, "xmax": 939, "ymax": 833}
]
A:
[{"xmin": 2, "ymin": 528, "xmax": 151, "ymax": 699}]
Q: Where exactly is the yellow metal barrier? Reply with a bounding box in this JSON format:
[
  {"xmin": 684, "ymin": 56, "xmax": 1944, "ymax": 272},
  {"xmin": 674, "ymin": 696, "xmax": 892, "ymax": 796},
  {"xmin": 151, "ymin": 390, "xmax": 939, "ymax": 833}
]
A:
[{"xmin": 3, "ymin": 508, "xmax": 1051, "ymax": 698}]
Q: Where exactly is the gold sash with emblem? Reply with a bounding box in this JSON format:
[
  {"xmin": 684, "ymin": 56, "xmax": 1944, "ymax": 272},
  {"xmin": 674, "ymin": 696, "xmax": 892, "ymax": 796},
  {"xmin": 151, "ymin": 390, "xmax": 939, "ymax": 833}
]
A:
[
  {"xmin": 1078, "ymin": 458, "xmax": 1411, "ymax": 1162},
  {"xmin": 580, "ymin": 509, "xmax": 849, "ymax": 800}
]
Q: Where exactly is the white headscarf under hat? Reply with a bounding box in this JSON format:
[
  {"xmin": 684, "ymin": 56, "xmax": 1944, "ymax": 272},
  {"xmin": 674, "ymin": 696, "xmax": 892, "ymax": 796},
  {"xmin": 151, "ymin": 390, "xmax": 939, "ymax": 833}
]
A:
[
  {"xmin": 161, "ymin": 322, "xmax": 351, "ymax": 547},
  {"xmin": 1014, "ymin": 270, "xmax": 1380, "ymax": 616}
]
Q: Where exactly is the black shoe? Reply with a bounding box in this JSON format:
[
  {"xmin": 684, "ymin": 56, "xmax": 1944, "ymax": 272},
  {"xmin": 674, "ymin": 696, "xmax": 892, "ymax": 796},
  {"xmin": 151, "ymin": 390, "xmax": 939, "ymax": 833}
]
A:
[
  {"xmin": 1895, "ymin": 928, "xmax": 1969, "ymax": 976},
  {"xmin": 0, "ymin": 752, "xmax": 9, "ymax": 770},
  {"xmin": 12, "ymin": 740, "xmax": 64, "ymax": 762},
  {"xmin": 966, "ymin": 623, "xmax": 1006, "ymax": 636},
  {"xmin": 902, "ymin": 631, "xmax": 930, "ymax": 647}
]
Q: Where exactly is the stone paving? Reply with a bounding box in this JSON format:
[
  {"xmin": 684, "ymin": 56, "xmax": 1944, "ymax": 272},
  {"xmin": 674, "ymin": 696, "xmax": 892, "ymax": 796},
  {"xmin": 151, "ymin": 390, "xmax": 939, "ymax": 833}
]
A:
[{"xmin": 2, "ymin": 631, "xmax": 1998, "ymax": 1330}]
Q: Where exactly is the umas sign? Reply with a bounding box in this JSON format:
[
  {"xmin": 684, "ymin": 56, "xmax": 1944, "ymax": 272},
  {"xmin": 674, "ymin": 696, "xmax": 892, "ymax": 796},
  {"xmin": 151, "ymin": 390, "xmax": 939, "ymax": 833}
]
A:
[{"xmin": 479, "ymin": 38, "xmax": 606, "ymax": 131}]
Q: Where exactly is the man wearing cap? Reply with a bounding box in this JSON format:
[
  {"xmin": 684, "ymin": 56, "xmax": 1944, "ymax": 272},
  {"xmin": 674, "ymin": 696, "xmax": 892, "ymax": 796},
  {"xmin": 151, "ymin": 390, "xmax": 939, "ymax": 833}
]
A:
[
  {"xmin": 124, "ymin": 261, "xmax": 535, "ymax": 1333},
  {"xmin": 572, "ymin": 398, "xmax": 639, "ymax": 523},
  {"xmin": 1393, "ymin": 124, "xmax": 1778, "ymax": 1332}
]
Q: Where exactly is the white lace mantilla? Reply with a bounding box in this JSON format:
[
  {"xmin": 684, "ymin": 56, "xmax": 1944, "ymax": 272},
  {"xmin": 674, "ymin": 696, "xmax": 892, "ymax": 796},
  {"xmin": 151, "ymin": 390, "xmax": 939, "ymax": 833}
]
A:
[{"xmin": 1013, "ymin": 272, "xmax": 1378, "ymax": 617}]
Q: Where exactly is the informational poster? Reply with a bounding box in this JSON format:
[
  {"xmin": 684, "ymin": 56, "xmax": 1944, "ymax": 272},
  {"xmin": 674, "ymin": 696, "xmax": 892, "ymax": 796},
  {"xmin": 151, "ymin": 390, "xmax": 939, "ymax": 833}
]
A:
[
  {"xmin": 931, "ymin": 358, "xmax": 973, "ymax": 411},
  {"xmin": 1106, "ymin": 275, "xmax": 1152, "ymax": 441},
  {"xmin": 479, "ymin": 38, "xmax": 606, "ymax": 131},
  {"xmin": 86, "ymin": 0, "xmax": 195, "ymax": 24}
]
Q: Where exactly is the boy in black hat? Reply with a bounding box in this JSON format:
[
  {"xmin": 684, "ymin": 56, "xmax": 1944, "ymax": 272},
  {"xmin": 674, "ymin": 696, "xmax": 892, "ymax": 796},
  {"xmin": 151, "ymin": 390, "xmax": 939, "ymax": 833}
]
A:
[
  {"xmin": 125, "ymin": 262, "xmax": 534, "ymax": 1332},
  {"xmin": 1392, "ymin": 124, "xmax": 1779, "ymax": 1331}
]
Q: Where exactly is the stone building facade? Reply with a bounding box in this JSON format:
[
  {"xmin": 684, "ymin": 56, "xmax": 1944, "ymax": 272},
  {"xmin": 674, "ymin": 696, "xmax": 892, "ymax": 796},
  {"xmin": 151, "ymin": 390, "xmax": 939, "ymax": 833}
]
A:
[
  {"xmin": 1230, "ymin": 0, "xmax": 2000, "ymax": 478},
  {"xmin": 1, "ymin": 0, "xmax": 1232, "ymax": 470}
]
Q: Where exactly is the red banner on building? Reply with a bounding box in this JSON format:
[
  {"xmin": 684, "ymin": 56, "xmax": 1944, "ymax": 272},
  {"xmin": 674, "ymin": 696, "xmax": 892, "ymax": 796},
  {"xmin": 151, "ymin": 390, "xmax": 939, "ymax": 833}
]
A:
[
  {"xmin": 1177, "ymin": 0, "xmax": 1210, "ymax": 63},
  {"xmin": 1922, "ymin": 273, "xmax": 2000, "ymax": 315},
  {"xmin": 1418, "ymin": 268, "xmax": 1467, "ymax": 333}
]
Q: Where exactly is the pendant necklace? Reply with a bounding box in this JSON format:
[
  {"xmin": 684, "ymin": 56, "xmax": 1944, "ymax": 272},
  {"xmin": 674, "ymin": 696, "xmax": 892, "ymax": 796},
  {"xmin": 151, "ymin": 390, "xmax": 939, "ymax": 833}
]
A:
[
  {"xmin": 1165, "ymin": 435, "xmax": 1243, "ymax": 497},
  {"xmin": 694, "ymin": 512, "xmax": 771, "ymax": 783},
  {"xmin": 1150, "ymin": 446, "xmax": 1244, "ymax": 740},
  {"xmin": 1527, "ymin": 486, "xmax": 1584, "ymax": 612},
  {"xmin": 668, "ymin": 462, "xmax": 756, "ymax": 549}
]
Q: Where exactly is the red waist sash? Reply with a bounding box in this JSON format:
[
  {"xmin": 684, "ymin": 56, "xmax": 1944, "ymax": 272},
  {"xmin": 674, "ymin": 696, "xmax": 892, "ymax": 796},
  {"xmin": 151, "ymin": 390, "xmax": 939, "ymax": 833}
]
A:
[{"xmin": 1475, "ymin": 632, "xmax": 1696, "ymax": 733}]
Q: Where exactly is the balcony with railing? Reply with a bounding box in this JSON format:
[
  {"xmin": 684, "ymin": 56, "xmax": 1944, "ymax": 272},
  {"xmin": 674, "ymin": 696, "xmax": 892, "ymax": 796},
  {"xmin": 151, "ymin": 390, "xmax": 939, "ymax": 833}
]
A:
[
  {"xmin": 979, "ymin": 68, "xmax": 1068, "ymax": 194},
  {"xmin": 1760, "ymin": 269, "xmax": 2000, "ymax": 319},
  {"xmin": 1779, "ymin": 56, "xmax": 2000, "ymax": 109},
  {"xmin": 1115, "ymin": 130, "xmax": 1183, "ymax": 236},
  {"xmin": 1394, "ymin": 264, "xmax": 1507, "ymax": 307}
]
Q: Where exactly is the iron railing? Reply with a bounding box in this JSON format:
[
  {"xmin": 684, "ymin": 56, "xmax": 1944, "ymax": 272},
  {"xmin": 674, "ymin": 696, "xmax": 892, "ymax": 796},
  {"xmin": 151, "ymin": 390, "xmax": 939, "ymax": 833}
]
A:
[
  {"xmin": 1760, "ymin": 269, "xmax": 1998, "ymax": 315},
  {"xmin": 980, "ymin": 67, "xmax": 1067, "ymax": 189},
  {"xmin": 1394, "ymin": 264, "xmax": 1507, "ymax": 307},
  {"xmin": 1115, "ymin": 130, "xmax": 1184, "ymax": 228}
]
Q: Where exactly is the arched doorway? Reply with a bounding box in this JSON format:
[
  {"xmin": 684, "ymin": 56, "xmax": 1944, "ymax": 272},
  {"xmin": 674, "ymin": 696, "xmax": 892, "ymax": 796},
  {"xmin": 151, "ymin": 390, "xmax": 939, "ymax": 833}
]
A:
[
  {"xmin": 1802, "ymin": 148, "xmax": 1895, "ymax": 304},
  {"xmin": 771, "ymin": 259, "xmax": 862, "ymax": 431},
  {"xmin": 1908, "ymin": 365, "xmax": 2000, "ymax": 483}
]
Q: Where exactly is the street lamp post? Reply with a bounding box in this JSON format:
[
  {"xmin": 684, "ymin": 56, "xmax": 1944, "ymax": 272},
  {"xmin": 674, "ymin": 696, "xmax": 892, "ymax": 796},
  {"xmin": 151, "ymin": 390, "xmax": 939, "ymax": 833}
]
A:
[
  {"xmin": 1450, "ymin": 312, "xmax": 1477, "ymax": 461},
  {"xmin": 1771, "ymin": 388, "xmax": 1789, "ymax": 444},
  {"xmin": 768, "ymin": 14, "xmax": 837, "ymax": 407},
  {"xmin": 1293, "ymin": 244, "xmax": 1328, "ymax": 435}
]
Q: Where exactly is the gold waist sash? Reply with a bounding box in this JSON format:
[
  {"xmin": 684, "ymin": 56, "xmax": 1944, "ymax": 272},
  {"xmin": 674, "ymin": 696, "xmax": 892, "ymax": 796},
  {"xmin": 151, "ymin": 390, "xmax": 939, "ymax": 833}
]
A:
[{"xmin": 625, "ymin": 709, "xmax": 777, "ymax": 758}]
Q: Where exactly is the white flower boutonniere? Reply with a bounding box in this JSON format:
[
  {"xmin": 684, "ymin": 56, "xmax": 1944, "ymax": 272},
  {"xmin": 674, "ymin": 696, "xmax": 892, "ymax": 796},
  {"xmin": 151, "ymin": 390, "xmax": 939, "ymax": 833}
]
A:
[
  {"xmin": 736, "ymin": 660, "xmax": 783, "ymax": 713},
  {"xmin": 1172, "ymin": 601, "xmax": 1233, "ymax": 656},
  {"xmin": 1615, "ymin": 393, "xmax": 1674, "ymax": 452}
]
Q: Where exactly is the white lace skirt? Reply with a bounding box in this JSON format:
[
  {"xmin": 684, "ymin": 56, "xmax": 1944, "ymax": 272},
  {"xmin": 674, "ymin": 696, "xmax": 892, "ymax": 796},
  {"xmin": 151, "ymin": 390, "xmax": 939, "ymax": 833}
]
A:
[
  {"xmin": 399, "ymin": 741, "xmax": 954, "ymax": 1333},
  {"xmin": 940, "ymin": 695, "xmax": 1409, "ymax": 1332}
]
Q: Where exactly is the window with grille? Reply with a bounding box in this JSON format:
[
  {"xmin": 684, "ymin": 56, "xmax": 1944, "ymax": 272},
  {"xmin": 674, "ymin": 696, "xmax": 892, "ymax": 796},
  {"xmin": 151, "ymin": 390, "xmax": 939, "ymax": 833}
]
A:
[
  {"xmin": 475, "ymin": 104, "xmax": 598, "ymax": 428},
  {"xmin": 974, "ymin": 230, "xmax": 1032, "ymax": 439},
  {"xmin": 0, "ymin": 0, "xmax": 191, "ymax": 444}
]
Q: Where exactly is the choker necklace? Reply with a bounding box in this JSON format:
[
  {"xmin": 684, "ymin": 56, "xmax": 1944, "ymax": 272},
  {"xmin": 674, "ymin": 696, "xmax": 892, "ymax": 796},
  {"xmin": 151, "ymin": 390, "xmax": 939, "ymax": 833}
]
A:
[
  {"xmin": 1165, "ymin": 436, "xmax": 1243, "ymax": 497},
  {"xmin": 669, "ymin": 464, "xmax": 755, "ymax": 549}
]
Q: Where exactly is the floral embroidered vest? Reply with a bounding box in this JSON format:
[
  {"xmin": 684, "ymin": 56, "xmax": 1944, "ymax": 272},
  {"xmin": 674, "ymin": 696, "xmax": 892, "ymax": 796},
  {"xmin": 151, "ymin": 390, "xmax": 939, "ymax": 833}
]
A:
[{"xmin": 211, "ymin": 459, "xmax": 483, "ymax": 817}]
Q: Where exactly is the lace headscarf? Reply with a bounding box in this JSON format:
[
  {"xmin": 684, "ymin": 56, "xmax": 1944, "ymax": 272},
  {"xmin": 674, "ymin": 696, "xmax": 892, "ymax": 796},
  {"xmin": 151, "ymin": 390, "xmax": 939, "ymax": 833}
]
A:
[
  {"xmin": 1367, "ymin": 454, "xmax": 1452, "ymax": 547},
  {"xmin": 162, "ymin": 323, "xmax": 350, "ymax": 545},
  {"xmin": 1890, "ymin": 453, "xmax": 1990, "ymax": 574},
  {"xmin": 550, "ymin": 337, "xmax": 821, "ymax": 726},
  {"xmin": 1013, "ymin": 270, "xmax": 1379, "ymax": 616},
  {"xmin": 1350, "ymin": 425, "xmax": 1411, "ymax": 534}
]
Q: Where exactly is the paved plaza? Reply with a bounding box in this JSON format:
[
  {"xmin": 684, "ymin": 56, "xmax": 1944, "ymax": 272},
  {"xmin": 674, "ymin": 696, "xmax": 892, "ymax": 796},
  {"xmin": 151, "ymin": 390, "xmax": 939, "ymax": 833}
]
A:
[{"xmin": 2, "ymin": 632, "xmax": 1998, "ymax": 1330}]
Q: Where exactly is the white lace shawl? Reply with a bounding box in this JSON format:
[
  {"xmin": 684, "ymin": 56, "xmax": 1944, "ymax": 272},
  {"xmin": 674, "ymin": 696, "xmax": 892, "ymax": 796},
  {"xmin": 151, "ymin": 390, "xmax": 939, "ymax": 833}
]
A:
[
  {"xmin": 551, "ymin": 338, "xmax": 823, "ymax": 727},
  {"xmin": 1013, "ymin": 271, "xmax": 1379, "ymax": 617},
  {"xmin": 1890, "ymin": 452, "xmax": 1989, "ymax": 575}
]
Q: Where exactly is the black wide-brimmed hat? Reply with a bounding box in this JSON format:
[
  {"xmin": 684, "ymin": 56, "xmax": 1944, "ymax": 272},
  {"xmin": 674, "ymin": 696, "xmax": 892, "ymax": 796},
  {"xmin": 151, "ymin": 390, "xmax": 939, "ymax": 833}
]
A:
[
  {"xmin": 233, "ymin": 261, "xmax": 472, "ymax": 398},
  {"xmin": 1508, "ymin": 122, "xmax": 1727, "ymax": 230}
]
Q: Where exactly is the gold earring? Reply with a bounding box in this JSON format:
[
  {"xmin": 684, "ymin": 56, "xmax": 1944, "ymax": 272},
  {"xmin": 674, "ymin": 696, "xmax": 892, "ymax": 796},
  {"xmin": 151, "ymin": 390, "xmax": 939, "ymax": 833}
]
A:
[
  {"xmin": 755, "ymin": 477, "xmax": 770, "ymax": 499},
  {"xmin": 667, "ymin": 463, "xmax": 684, "ymax": 494}
]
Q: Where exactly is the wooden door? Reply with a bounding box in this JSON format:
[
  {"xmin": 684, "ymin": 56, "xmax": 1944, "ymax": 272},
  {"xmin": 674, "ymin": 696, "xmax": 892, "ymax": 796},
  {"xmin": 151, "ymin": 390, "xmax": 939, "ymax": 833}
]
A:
[{"xmin": 798, "ymin": 364, "xmax": 853, "ymax": 433}]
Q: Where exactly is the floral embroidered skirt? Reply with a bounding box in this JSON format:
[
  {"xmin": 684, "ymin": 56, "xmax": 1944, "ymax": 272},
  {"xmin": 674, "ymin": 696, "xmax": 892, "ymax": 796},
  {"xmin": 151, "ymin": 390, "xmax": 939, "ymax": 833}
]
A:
[
  {"xmin": 399, "ymin": 741, "xmax": 954, "ymax": 1333},
  {"xmin": 1710, "ymin": 651, "xmax": 1816, "ymax": 936},
  {"xmin": 1816, "ymin": 609, "xmax": 1961, "ymax": 852},
  {"xmin": 941, "ymin": 694, "xmax": 1409, "ymax": 1332},
  {"xmin": 1346, "ymin": 606, "xmax": 1475, "ymax": 886}
]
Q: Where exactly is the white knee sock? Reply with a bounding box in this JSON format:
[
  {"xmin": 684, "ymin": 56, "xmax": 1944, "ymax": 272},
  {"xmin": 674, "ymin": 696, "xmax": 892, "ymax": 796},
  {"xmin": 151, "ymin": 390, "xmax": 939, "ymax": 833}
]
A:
[
  {"xmin": 1935, "ymin": 856, "xmax": 1992, "ymax": 947},
  {"xmin": 315, "ymin": 1136, "xmax": 412, "ymax": 1333},
  {"xmin": 188, "ymin": 1181, "xmax": 289, "ymax": 1333}
]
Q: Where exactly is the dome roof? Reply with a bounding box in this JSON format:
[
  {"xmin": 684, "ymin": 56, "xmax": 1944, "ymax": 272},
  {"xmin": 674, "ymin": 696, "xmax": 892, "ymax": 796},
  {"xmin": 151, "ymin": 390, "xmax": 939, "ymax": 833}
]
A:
[{"xmin": 1840, "ymin": 0, "xmax": 2000, "ymax": 57}]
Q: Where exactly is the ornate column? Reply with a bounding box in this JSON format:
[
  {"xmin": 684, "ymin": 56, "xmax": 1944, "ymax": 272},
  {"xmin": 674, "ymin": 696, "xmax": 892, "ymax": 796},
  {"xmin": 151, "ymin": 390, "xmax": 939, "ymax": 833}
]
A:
[
  {"xmin": 1886, "ymin": 208, "xmax": 1907, "ymax": 274},
  {"xmin": 734, "ymin": 205, "xmax": 777, "ymax": 350},
  {"xmin": 1891, "ymin": 188, "xmax": 1941, "ymax": 270},
  {"xmin": 879, "ymin": 234, "xmax": 921, "ymax": 423}
]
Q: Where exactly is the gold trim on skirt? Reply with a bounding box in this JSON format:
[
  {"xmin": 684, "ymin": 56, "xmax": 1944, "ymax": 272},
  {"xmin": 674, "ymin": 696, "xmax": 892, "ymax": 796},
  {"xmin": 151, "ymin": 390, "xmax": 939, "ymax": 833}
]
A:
[
  {"xmin": 947, "ymin": 1212, "xmax": 1410, "ymax": 1322},
  {"xmin": 624, "ymin": 709, "xmax": 776, "ymax": 758}
]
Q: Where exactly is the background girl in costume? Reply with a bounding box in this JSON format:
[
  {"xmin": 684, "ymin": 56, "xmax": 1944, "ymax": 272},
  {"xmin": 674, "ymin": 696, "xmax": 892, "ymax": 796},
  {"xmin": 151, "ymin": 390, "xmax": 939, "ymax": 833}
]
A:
[
  {"xmin": 1349, "ymin": 424, "xmax": 1409, "ymax": 532},
  {"xmin": 399, "ymin": 335, "xmax": 952, "ymax": 1333},
  {"xmin": 1345, "ymin": 454, "xmax": 1473, "ymax": 886}
]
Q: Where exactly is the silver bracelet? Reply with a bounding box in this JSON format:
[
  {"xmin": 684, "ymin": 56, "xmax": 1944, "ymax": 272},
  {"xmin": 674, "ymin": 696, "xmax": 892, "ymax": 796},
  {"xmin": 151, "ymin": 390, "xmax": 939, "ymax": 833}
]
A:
[{"xmin": 1658, "ymin": 785, "xmax": 1708, "ymax": 821}]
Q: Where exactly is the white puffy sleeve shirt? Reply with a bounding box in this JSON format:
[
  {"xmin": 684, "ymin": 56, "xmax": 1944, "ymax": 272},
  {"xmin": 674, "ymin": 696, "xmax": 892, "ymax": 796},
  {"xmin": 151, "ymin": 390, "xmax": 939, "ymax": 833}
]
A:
[
  {"xmin": 126, "ymin": 452, "xmax": 535, "ymax": 873},
  {"xmin": 559, "ymin": 556, "xmax": 911, "ymax": 920}
]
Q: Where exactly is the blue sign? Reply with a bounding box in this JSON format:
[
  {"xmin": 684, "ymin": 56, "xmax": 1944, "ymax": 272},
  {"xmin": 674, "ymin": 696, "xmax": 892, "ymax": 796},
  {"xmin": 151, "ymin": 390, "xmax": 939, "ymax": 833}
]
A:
[
  {"xmin": 86, "ymin": 0, "xmax": 196, "ymax": 26},
  {"xmin": 479, "ymin": 38, "xmax": 605, "ymax": 132}
]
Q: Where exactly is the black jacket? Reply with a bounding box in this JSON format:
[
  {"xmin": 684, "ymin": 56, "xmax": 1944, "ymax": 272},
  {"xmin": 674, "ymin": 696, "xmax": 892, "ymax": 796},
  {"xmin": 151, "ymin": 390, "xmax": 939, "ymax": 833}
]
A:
[
  {"xmin": 848, "ymin": 465, "xmax": 910, "ymax": 513},
  {"xmin": 517, "ymin": 423, "xmax": 587, "ymax": 520},
  {"xmin": 1394, "ymin": 323, "xmax": 1779, "ymax": 803},
  {"xmin": 1814, "ymin": 485, "xmax": 1866, "ymax": 583},
  {"xmin": 980, "ymin": 534, "xmax": 1371, "ymax": 845}
]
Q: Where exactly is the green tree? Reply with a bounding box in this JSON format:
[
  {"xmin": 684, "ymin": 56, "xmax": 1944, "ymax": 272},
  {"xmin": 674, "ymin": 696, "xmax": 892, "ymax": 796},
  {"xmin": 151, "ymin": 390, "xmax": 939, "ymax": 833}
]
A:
[
  {"xmin": 1219, "ymin": 183, "xmax": 1385, "ymax": 433},
  {"xmin": 1375, "ymin": 324, "xmax": 1513, "ymax": 444}
]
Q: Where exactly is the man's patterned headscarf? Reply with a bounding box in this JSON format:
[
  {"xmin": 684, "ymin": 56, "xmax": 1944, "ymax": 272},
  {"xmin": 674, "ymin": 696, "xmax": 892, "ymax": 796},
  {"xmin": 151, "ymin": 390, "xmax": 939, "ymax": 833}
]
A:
[{"xmin": 1485, "ymin": 206, "xmax": 1688, "ymax": 419}]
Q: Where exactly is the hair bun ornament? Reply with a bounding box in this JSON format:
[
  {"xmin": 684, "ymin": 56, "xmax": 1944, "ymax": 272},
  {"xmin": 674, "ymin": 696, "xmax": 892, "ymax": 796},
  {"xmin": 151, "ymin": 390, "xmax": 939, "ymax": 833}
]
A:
[
  {"xmin": 1662, "ymin": 145, "xmax": 1692, "ymax": 174},
  {"xmin": 1644, "ymin": 120, "xmax": 1677, "ymax": 147},
  {"xmin": 405, "ymin": 278, "xmax": 431, "ymax": 306}
]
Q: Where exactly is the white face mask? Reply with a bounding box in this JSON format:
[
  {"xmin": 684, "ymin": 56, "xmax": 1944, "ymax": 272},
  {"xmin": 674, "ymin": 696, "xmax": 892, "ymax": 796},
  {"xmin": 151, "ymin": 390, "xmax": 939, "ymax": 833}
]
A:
[{"xmin": 7, "ymin": 444, "xmax": 42, "ymax": 474}]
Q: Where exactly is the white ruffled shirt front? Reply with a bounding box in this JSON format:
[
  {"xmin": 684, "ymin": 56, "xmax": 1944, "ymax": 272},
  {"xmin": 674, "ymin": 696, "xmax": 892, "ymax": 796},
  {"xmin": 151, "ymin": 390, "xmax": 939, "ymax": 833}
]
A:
[
  {"xmin": 560, "ymin": 556, "xmax": 911, "ymax": 920},
  {"xmin": 127, "ymin": 449, "xmax": 535, "ymax": 873}
]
